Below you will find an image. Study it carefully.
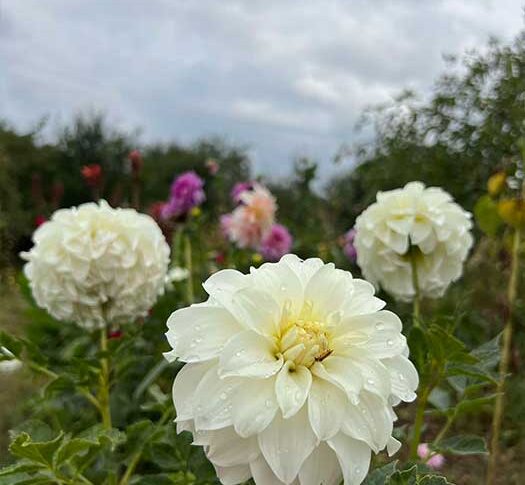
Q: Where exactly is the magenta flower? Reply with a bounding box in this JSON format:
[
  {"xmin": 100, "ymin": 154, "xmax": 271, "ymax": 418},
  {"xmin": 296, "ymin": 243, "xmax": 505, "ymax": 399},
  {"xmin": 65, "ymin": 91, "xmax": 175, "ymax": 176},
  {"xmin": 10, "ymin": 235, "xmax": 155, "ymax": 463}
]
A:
[
  {"xmin": 343, "ymin": 228, "xmax": 357, "ymax": 263},
  {"xmin": 231, "ymin": 181, "xmax": 254, "ymax": 204},
  {"xmin": 162, "ymin": 171, "xmax": 205, "ymax": 219},
  {"xmin": 417, "ymin": 443, "xmax": 445, "ymax": 470},
  {"xmin": 260, "ymin": 224, "xmax": 293, "ymax": 262}
]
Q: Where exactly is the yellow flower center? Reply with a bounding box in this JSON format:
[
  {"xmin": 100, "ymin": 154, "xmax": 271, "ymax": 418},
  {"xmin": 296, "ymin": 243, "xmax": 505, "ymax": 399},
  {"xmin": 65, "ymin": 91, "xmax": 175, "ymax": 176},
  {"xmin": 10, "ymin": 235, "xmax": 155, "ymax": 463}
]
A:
[{"xmin": 278, "ymin": 300, "xmax": 332, "ymax": 368}]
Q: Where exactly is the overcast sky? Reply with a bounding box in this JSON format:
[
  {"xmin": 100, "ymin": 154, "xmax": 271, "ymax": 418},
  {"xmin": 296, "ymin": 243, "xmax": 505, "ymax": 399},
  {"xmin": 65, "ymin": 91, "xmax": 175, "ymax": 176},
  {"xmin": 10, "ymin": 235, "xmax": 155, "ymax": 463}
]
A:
[{"xmin": 1, "ymin": 1, "xmax": 524, "ymax": 181}]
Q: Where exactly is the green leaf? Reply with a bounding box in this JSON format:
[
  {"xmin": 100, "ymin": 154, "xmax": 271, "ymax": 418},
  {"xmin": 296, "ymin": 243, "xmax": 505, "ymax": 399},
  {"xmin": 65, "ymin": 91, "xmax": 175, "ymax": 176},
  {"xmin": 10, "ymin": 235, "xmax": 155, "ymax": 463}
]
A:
[
  {"xmin": 0, "ymin": 461, "xmax": 46, "ymax": 477},
  {"xmin": 474, "ymin": 195, "xmax": 503, "ymax": 236},
  {"xmin": 0, "ymin": 331, "xmax": 24, "ymax": 359},
  {"xmin": 407, "ymin": 326, "xmax": 428, "ymax": 373},
  {"xmin": 418, "ymin": 475, "xmax": 454, "ymax": 484},
  {"xmin": 431, "ymin": 434, "xmax": 488, "ymax": 455},
  {"xmin": 8, "ymin": 432, "xmax": 65, "ymax": 466},
  {"xmin": 52, "ymin": 437, "xmax": 95, "ymax": 467},
  {"xmin": 388, "ymin": 465, "xmax": 418, "ymax": 485},
  {"xmin": 363, "ymin": 461, "xmax": 398, "ymax": 484},
  {"xmin": 77, "ymin": 424, "xmax": 126, "ymax": 451}
]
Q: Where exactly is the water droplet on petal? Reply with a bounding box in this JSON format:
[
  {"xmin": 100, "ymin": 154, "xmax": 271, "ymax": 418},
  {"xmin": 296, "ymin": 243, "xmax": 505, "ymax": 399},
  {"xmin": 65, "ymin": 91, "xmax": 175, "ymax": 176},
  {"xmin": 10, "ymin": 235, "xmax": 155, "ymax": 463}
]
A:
[
  {"xmin": 386, "ymin": 339, "xmax": 394, "ymax": 347},
  {"xmin": 375, "ymin": 322, "xmax": 385, "ymax": 331},
  {"xmin": 265, "ymin": 399, "xmax": 274, "ymax": 408}
]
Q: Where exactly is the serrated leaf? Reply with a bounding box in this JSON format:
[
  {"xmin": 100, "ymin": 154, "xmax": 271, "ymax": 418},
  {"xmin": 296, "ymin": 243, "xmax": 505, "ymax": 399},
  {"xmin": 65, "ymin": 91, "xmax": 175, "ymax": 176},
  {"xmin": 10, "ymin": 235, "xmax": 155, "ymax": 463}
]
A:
[
  {"xmin": 0, "ymin": 461, "xmax": 45, "ymax": 477},
  {"xmin": 388, "ymin": 465, "xmax": 418, "ymax": 485},
  {"xmin": 363, "ymin": 461, "xmax": 398, "ymax": 484},
  {"xmin": 419, "ymin": 475, "xmax": 455, "ymax": 484},
  {"xmin": 8, "ymin": 432, "xmax": 65, "ymax": 466},
  {"xmin": 431, "ymin": 434, "xmax": 488, "ymax": 455},
  {"xmin": 52, "ymin": 437, "xmax": 95, "ymax": 467}
]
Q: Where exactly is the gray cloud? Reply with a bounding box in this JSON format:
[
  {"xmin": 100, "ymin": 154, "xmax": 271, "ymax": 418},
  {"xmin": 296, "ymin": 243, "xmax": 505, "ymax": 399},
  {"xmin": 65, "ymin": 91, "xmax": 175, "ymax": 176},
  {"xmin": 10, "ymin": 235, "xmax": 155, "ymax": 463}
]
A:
[{"xmin": 0, "ymin": 0, "xmax": 523, "ymax": 183}]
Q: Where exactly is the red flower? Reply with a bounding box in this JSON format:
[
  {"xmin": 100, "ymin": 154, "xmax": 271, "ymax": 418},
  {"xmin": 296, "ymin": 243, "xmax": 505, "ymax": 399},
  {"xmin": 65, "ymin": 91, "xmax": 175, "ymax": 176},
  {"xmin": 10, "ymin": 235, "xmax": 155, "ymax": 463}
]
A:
[
  {"xmin": 34, "ymin": 215, "xmax": 47, "ymax": 227},
  {"xmin": 81, "ymin": 164, "xmax": 102, "ymax": 187},
  {"xmin": 108, "ymin": 330, "xmax": 123, "ymax": 340},
  {"xmin": 128, "ymin": 149, "xmax": 143, "ymax": 176}
]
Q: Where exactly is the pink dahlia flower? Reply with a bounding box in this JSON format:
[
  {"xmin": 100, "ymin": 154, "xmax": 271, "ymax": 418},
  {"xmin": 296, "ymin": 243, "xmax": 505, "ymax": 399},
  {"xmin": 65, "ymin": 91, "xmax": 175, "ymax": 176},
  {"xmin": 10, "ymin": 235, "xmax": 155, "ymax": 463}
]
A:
[
  {"xmin": 260, "ymin": 224, "xmax": 293, "ymax": 261},
  {"xmin": 162, "ymin": 171, "xmax": 205, "ymax": 219}
]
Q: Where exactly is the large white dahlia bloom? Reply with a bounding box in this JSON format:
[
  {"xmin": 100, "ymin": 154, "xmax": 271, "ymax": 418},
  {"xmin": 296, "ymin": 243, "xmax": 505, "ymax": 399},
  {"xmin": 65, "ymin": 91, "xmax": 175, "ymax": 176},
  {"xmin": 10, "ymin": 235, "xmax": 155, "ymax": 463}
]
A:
[
  {"xmin": 354, "ymin": 182, "xmax": 473, "ymax": 301},
  {"xmin": 22, "ymin": 201, "xmax": 170, "ymax": 330},
  {"xmin": 165, "ymin": 255, "xmax": 418, "ymax": 485}
]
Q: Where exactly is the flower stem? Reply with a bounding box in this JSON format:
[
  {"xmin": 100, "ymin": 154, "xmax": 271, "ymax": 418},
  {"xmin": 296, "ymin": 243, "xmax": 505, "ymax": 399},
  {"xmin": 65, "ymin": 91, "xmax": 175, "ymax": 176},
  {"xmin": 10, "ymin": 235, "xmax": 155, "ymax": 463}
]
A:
[
  {"xmin": 98, "ymin": 328, "xmax": 112, "ymax": 430},
  {"xmin": 410, "ymin": 250, "xmax": 421, "ymax": 323},
  {"xmin": 184, "ymin": 233, "xmax": 194, "ymax": 304},
  {"xmin": 118, "ymin": 407, "xmax": 173, "ymax": 485},
  {"xmin": 409, "ymin": 384, "xmax": 430, "ymax": 459},
  {"xmin": 487, "ymin": 226, "xmax": 521, "ymax": 484}
]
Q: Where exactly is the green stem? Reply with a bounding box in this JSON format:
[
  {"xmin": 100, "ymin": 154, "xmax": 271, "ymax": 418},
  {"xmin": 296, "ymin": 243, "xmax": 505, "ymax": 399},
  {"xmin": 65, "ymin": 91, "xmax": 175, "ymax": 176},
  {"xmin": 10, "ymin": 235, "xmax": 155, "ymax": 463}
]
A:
[
  {"xmin": 184, "ymin": 234, "xmax": 194, "ymax": 304},
  {"xmin": 98, "ymin": 329, "xmax": 112, "ymax": 429},
  {"xmin": 27, "ymin": 361, "xmax": 101, "ymax": 412},
  {"xmin": 118, "ymin": 408, "xmax": 173, "ymax": 485},
  {"xmin": 487, "ymin": 226, "xmax": 521, "ymax": 485},
  {"xmin": 433, "ymin": 411, "xmax": 456, "ymax": 446},
  {"xmin": 410, "ymin": 250, "xmax": 421, "ymax": 324},
  {"xmin": 409, "ymin": 384, "xmax": 431, "ymax": 459}
]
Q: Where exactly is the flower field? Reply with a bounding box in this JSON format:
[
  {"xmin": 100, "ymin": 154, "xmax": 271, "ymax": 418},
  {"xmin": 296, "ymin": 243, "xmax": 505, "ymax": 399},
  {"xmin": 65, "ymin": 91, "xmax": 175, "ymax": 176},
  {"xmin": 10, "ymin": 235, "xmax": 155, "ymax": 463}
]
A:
[{"xmin": 1, "ymin": 31, "xmax": 525, "ymax": 485}]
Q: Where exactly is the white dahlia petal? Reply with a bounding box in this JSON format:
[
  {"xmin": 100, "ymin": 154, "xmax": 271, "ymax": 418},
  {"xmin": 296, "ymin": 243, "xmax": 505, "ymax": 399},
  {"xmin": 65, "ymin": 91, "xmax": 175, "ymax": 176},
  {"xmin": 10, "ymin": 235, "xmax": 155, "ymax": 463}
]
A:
[
  {"xmin": 276, "ymin": 361, "xmax": 312, "ymax": 419},
  {"xmin": 232, "ymin": 377, "xmax": 279, "ymax": 437},
  {"xmin": 166, "ymin": 255, "xmax": 418, "ymax": 485},
  {"xmin": 193, "ymin": 365, "xmax": 242, "ymax": 430},
  {"xmin": 219, "ymin": 330, "xmax": 283, "ymax": 378},
  {"xmin": 307, "ymin": 378, "xmax": 346, "ymax": 440},
  {"xmin": 214, "ymin": 464, "xmax": 252, "ymax": 485},
  {"xmin": 327, "ymin": 433, "xmax": 371, "ymax": 485},
  {"xmin": 166, "ymin": 306, "xmax": 241, "ymax": 362},
  {"xmin": 298, "ymin": 442, "xmax": 342, "ymax": 485},
  {"xmin": 258, "ymin": 406, "xmax": 317, "ymax": 484}
]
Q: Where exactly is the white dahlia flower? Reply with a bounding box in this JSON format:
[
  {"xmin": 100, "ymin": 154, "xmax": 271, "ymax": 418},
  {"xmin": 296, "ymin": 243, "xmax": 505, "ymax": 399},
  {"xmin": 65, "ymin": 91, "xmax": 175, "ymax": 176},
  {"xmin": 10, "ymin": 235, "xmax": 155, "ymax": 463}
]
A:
[
  {"xmin": 165, "ymin": 255, "xmax": 418, "ymax": 485},
  {"xmin": 354, "ymin": 182, "xmax": 473, "ymax": 301},
  {"xmin": 22, "ymin": 201, "xmax": 170, "ymax": 330}
]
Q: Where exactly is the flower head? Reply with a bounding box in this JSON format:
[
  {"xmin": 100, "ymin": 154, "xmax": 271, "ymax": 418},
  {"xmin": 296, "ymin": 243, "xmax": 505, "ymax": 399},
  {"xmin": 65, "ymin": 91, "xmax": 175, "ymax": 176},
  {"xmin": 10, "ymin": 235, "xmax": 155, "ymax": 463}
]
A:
[
  {"xmin": 165, "ymin": 255, "xmax": 418, "ymax": 485},
  {"xmin": 354, "ymin": 181, "xmax": 473, "ymax": 301},
  {"xmin": 342, "ymin": 229, "xmax": 357, "ymax": 263},
  {"xmin": 231, "ymin": 181, "xmax": 254, "ymax": 204},
  {"xmin": 206, "ymin": 158, "xmax": 220, "ymax": 175},
  {"xmin": 21, "ymin": 201, "xmax": 170, "ymax": 330},
  {"xmin": 162, "ymin": 171, "xmax": 205, "ymax": 220},
  {"xmin": 260, "ymin": 224, "xmax": 293, "ymax": 262},
  {"xmin": 128, "ymin": 149, "xmax": 143, "ymax": 176},
  {"xmin": 417, "ymin": 443, "xmax": 445, "ymax": 470},
  {"xmin": 222, "ymin": 183, "xmax": 276, "ymax": 249},
  {"xmin": 487, "ymin": 171, "xmax": 507, "ymax": 197},
  {"xmin": 81, "ymin": 164, "xmax": 102, "ymax": 188}
]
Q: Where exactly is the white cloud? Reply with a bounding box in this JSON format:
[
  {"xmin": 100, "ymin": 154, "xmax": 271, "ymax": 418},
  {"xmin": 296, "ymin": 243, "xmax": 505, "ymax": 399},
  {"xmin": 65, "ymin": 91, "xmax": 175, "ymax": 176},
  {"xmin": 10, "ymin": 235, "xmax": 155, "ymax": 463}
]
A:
[{"xmin": 0, "ymin": 0, "xmax": 523, "ymax": 182}]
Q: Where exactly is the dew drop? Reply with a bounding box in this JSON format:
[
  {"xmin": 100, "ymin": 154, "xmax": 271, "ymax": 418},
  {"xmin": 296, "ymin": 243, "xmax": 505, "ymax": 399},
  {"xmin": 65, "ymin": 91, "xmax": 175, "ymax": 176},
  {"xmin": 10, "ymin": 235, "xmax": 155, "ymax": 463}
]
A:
[
  {"xmin": 195, "ymin": 325, "xmax": 201, "ymax": 332},
  {"xmin": 195, "ymin": 337, "xmax": 203, "ymax": 343},
  {"xmin": 294, "ymin": 391, "xmax": 303, "ymax": 402},
  {"xmin": 265, "ymin": 399, "xmax": 274, "ymax": 408},
  {"xmin": 386, "ymin": 339, "xmax": 394, "ymax": 347},
  {"xmin": 398, "ymin": 373, "xmax": 405, "ymax": 381},
  {"xmin": 367, "ymin": 378, "xmax": 375, "ymax": 385},
  {"xmin": 375, "ymin": 322, "xmax": 385, "ymax": 331},
  {"xmin": 235, "ymin": 350, "xmax": 245, "ymax": 357},
  {"xmin": 280, "ymin": 285, "xmax": 287, "ymax": 291}
]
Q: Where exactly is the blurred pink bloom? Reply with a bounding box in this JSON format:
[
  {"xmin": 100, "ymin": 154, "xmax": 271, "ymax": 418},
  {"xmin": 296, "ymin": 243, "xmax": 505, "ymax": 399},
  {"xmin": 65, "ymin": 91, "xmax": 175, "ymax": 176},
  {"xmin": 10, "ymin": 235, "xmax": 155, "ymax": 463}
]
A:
[
  {"xmin": 162, "ymin": 171, "xmax": 205, "ymax": 219},
  {"xmin": 343, "ymin": 228, "xmax": 357, "ymax": 262},
  {"xmin": 205, "ymin": 158, "xmax": 220, "ymax": 175},
  {"xmin": 417, "ymin": 443, "xmax": 445, "ymax": 470},
  {"xmin": 260, "ymin": 224, "xmax": 293, "ymax": 261},
  {"xmin": 231, "ymin": 181, "xmax": 254, "ymax": 204},
  {"xmin": 221, "ymin": 184, "xmax": 277, "ymax": 248}
]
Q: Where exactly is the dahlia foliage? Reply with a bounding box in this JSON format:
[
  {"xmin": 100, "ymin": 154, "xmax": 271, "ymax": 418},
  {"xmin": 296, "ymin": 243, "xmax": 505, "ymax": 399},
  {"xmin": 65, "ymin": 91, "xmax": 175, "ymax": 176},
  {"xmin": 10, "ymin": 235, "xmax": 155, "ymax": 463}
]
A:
[
  {"xmin": 354, "ymin": 181, "xmax": 473, "ymax": 301},
  {"xmin": 21, "ymin": 200, "xmax": 170, "ymax": 329},
  {"xmin": 165, "ymin": 255, "xmax": 418, "ymax": 485}
]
